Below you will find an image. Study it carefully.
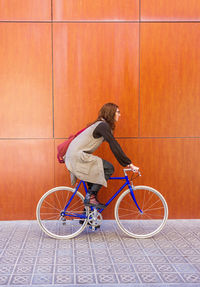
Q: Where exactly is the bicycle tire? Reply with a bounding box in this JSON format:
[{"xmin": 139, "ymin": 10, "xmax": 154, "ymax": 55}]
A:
[
  {"xmin": 36, "ymin": 186, "xmax": 89, "ymax": 239},
  {"xmin": 115, "ymin": 185, "xmax": 168, "ymax": 238}
]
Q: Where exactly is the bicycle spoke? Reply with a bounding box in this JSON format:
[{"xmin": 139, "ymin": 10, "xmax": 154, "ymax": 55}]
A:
[
  {"xmin": 43, "ymin": 199, "xmax": 61, "ymax": 212},
  {"xmin": 144, "ymin": 198, "xmax": 162, "ymax": 212},
  {"xmin": 55, "ymin": 191, "xmax": 63, "ymax": 210}
]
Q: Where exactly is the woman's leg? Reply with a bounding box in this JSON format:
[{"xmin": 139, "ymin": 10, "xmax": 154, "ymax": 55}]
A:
[{"xmin": 84, "ymin": 160, "xmax": 114, "ymax": 208}]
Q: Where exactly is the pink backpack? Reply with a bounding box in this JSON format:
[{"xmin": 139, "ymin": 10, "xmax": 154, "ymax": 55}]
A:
[{"xmin": 57, "ymin": 128, "xmax": 86, "ymax": 163}]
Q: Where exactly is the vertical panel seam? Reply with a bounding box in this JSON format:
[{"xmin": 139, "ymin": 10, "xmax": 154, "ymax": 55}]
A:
[
  {"xmin": 51, "ymin": 0, "xmax": 55, "ymax": 187},
  {"xmin": 138, "ymin": 0, "xmax": 141, "ymax": 137},
  {"xmin": 51, "ymin": 0, "xmax": 54, "ymax": 138}
]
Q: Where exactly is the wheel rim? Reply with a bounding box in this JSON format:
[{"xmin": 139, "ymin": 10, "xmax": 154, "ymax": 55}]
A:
[
  {"xmin": 37, "ymin": 187, "xmax": 88, "ymax": 239},
  {"xmin": 115, "ymin": 186, "xmax": 168, "ymax": 238}
]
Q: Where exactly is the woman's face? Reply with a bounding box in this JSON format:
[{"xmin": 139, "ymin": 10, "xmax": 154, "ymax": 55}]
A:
[{"xmin": 114, "ymin": 108, "xmax": 121, "ymax": 122}]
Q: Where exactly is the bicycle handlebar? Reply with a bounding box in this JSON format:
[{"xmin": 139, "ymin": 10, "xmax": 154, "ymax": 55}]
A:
[{"xmin": 123, "ymin": 168, "xmax": 141, "ymax": 177}]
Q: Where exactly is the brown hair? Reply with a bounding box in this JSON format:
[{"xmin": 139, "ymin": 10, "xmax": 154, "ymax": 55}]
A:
[{"xmin": 96, "ymin": 103, "xmax": 119, "ymax": 130}]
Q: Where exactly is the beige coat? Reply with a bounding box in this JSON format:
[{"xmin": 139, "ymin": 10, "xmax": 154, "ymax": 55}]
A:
[{"xmin": 64, "ymin": 121, "xmax": 107, "ymax": 187}]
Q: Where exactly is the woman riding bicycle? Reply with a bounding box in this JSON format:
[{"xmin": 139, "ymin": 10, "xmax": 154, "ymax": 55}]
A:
[{"xmin": 64, "ymin": 103, "xmax": 139, "ymax": 209}]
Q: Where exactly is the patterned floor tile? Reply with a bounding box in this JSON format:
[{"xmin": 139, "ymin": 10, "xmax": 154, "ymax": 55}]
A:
[
  {"xmin": 6, "ymin": 243, "xmax": 23, "ymax": 249},
  {"xmin": 55, "ymin": 265, "xmax": 74, "ymax": 273},
  {"xmin": 91, "ymin": 249, "xmax": 109, "ymax": 256},
  {"xmin": 93, "ymin": 256, "xmax": 111, "ymax": 265},
  {"xmin": 154, "ymin": 263, "xmax": 176, "ymax": 273},
  {"xmin": 167, "ymin": 255, "xmax": 188, "ymax": 263},
  {"xmin": 117, "ymin": 273, "xmax": 140, "ymax": 284},
  {"xmin": 2, "ymin": 249, "xmax": 21, "ymax": 257},
  {"xmin": 74, "ymin": 242, "xmax": 90, "ymax": 249},
  {"xmin": 115, "ymin": 264, "xmax": 135, "ymax": 273},
  {"xmin": 138, "ymin": 272, "xmax": 162, "ymax": 284},
  {"xmin": 0, "ymin": 264, "xmax": 14, "ymax": 274},
  {"xmin": 162, "ymin": 248, "xmax": 182, "ymax": 256},
  {"xmin": 144, "ymin": 248, "xmax": 164, "ymax": 255},
  {"xmin": 76, "ymin": 264, "xmax": 94, "ymax": 273},
  {"xmin": 126, "ymin": 248, "xmax": 145, "ymax": 256},
  {"xmin": 18, "ymin": 256, "xmax": 36, "ymax": 265},
  {"xmin": 159, "ymin": 272, "xmax": 184, "ymax": 283},
  {"xmin": 36, "ymin": 256, "xmax": 54, "ymax": 265},
  {"xmin": 95, "ymin": 264, "xmax": 114, "ymax": 273},
  {"xmin": 97, "ymin": 273, "xmax": 118, "ymax": 284},
  {"xmin": 23, "ymin": 242, "xmax": 40, "ymax": 249},
  {"xmin": 107, "ymin": 242, "xmax": 123, "ymax": 249},
  {"xmin": 122, "ymin": 238, "xmax": 140, "ymax": 248},
  {"xmin": 38, "ymin": 249, "xmax": 55, "ymax": 256},
  {"xmin": 134, "ymin": 264, "xmax": 156, "ymax": 273},
  {"xmin": 54, "ymin": 274, "xmax": 74, "ymax": 284},
  {"xmin": 130, "ymin": 255, "xmax": 150, "ymax": 264},
  {"xmin": 10, "ymin": 274, "xmax": 32, "ymax": 285},
  {"xmin": 0, "ymin": 256, "xmax": 18, "ymax": 265},
  {"xmin": 56, "ymin": 256, "xmax": 73, "ymax": 264},
  {"xmin": 13, "ymin": 264, "xmax": 34, "ymax": 274},
  {"xmin": 75, "ymin": 256, "xmax": 93, "ymax": 265},
  {"xmin": 57, "ymin": 240, "xmax": 72, "ymax": 249},
  {"xmin": 194, "ymin": 263, "xmax": 200, "ymax": 272},
  {"xmin": 181, "ymin": 273, "xmax": 200, "ymax": 283},
  {"xmin": 40, "ymin": 241, "xmax": 56, "ymax": 249},
  {"xmin": 174, "ymin": 263, "xmax": 198, "ymax": 272},
  {"xmin": 187, "ymin": 256, "xmax": 200, "ymax": 263},
  {"xmin": 89, "ymin": 242, "xmax": 108, "ymax": 249},
  {"xmin": 20, "ymin": 249, "xmax": 38, "ymax": 257},
  {"xmin": 112, "ymin": 255, "xmax": 131, "ymax": 264},
  {"xmin": 179, "ymin": 248, "xmax": 199, "ymax": 256},
  {"xmin": 32, "ymin": 274, "xmax": 53, "ymax": 285},
  {"xmin": 74, "ymin": 249, "xmax": 91, "ymax": 256},
  {"xmin": 34, "ymin": 264, "xmax": 54, "ymax": 274},
  {"xmin": 0, "ymin": 274, "xmax": 10, "ymax": 285},
  {"xmin": 109, "ymin": 248, "xmax": 127, "ymax": 256},
  {"xmin": 76, "ymin": 274, "xmax": 96, "ymax": 284}
]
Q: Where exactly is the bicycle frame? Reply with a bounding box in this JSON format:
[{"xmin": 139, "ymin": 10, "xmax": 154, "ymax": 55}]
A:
[{"xmin": 63, "ymin": 170, "xmax": 143, "ymax": 218}]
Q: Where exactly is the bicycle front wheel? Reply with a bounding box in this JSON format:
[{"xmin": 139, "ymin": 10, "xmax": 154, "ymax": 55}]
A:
[
  {"xmin": 115, "ymin": 186, "xmax": 168, "ymax": 238},
  {"xmin": 36, "ymin": 186, "xmax": 89, "ymax": 239}
]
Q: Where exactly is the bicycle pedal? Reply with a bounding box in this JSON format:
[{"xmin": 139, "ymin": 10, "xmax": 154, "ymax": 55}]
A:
[{"xmin": 89, "ymin": 225, "xmax": 100, "ymax": 231}]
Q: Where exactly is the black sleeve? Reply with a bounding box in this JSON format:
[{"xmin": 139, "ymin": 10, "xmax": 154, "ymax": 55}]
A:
[{"xmin": 93, "ymin": 122, "xmax": 131, "ymax": 167}]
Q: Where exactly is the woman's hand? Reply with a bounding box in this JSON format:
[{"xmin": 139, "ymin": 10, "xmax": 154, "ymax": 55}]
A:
[{"xmin": 127, "ymin": 163, "xmax": 139, "ymax": 173}]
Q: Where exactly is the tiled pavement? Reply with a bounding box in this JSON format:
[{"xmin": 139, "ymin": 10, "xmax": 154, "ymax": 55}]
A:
[{"xmin": 0, "ymin": 220, "xmax": 200, "ymax": 286}]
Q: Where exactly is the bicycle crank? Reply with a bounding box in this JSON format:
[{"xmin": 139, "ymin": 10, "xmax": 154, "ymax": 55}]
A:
[{"xmin": 88, "ymin": 209, "xmax": 103, "ymax": 231}]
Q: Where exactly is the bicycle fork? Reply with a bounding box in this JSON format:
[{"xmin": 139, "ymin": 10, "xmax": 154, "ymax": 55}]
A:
[{"xmin": 127, "ymin": 180, "xmax": 143, "ymax": 214}]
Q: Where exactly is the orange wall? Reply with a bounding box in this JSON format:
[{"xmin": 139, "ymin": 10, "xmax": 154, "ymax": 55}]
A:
[{"xmin": 0, "ymin": 0, "xmax": 200, "ymax": 220}]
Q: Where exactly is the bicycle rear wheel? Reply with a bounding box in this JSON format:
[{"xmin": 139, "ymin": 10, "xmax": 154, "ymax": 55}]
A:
[
  {"xmin": 36, "ymin": 186, "xmax": 89, "ymax": 239},
  {"xmin": 115, "ymin": 186, "xmax": 168, "ymax": 238}
]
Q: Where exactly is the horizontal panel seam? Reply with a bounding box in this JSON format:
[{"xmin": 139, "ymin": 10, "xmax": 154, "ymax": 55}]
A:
[
  {"xmin": 0, "ymin": 137, "xmax": 200, "ymax": 140},
  {"xmin": 0, "ymin": 20, "xmax": 200, "ymax": 23}
]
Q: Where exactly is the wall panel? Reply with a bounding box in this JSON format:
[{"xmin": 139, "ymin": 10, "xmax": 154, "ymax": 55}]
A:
[
  {"xmin": 0, "ymin": 140, "xmax": 54, "ymax": 220},
  {"xmin": 140, "ymin": 23, "xmax": 200, "ymax": 137},
  {"xmin": 0, "ymin": 23, "xmax": 52, "ymax": 138},
  {"xmin": 141, "ymin": 0, "xmax": 200, "ymax": 21},
  {"xmin": 136, "ymin": 138, "xmax": 200, "ymax": 219},
  {"xmin": 53, "ymin": 23, "xmax": 139, "ymax": 138},
  {"xmin": 53, "ymin": 0, "xmax": 139, "ymax": 21},
  {"xmin": 0, "ymin": 0, "xmax": 51, "ymax": 21}
]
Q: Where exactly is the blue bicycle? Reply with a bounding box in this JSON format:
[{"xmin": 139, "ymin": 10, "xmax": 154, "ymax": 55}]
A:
[{"xmin": 36, "ymin": 169, "xmax": 168, "ymax": 239}]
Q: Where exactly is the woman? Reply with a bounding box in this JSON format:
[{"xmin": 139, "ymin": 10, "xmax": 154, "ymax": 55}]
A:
[{"xmin": 64, "ymin": 103, "xmax": 139, "ymax": 209}]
